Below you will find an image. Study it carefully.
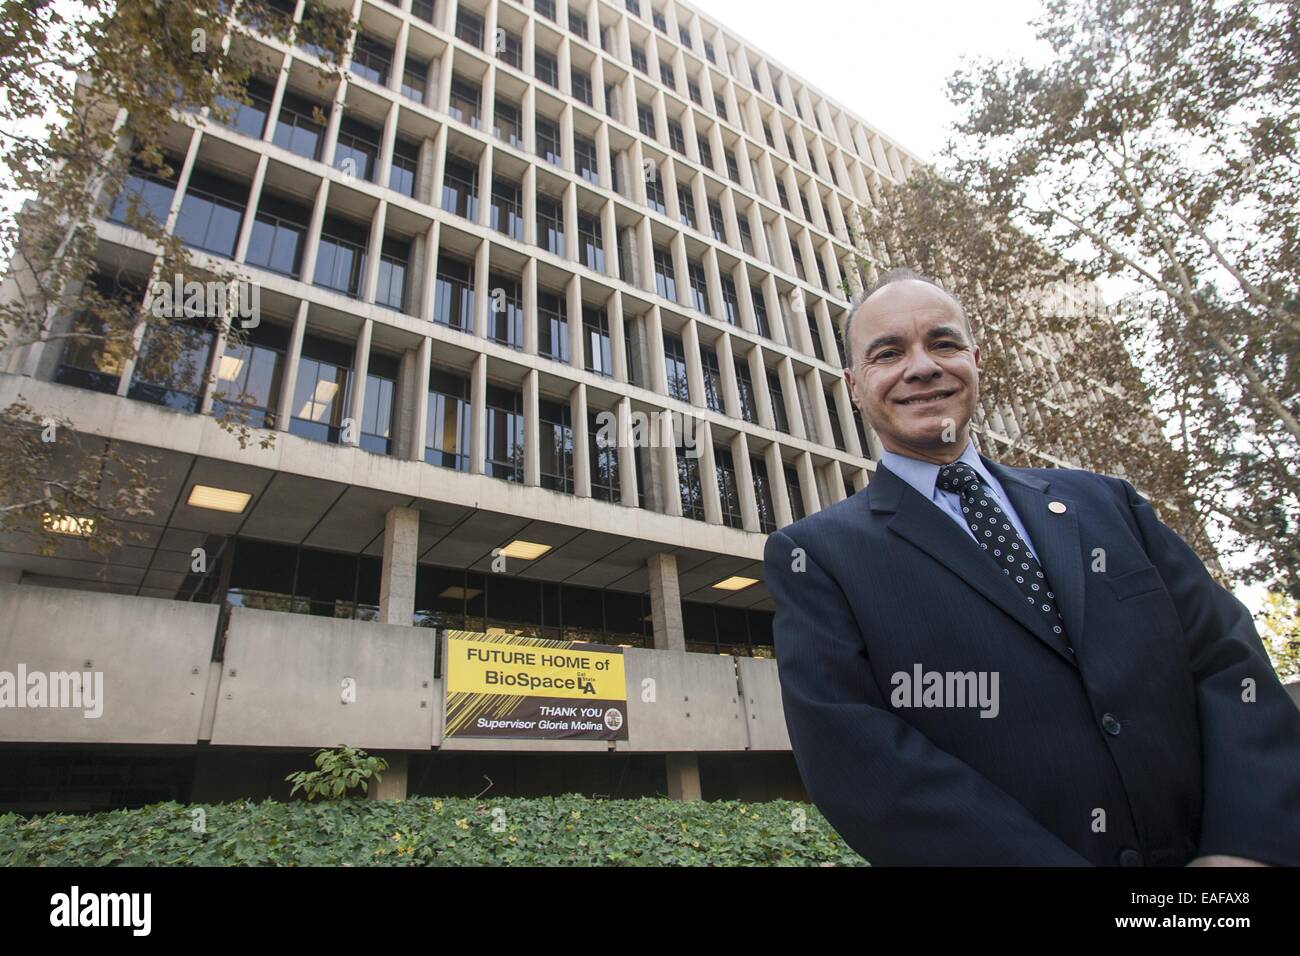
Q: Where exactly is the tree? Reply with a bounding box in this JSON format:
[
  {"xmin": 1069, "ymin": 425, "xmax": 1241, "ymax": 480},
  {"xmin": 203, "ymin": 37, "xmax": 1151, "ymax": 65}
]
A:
[
  {"xmin": 1256, "ymin": 591, "xmax": 1300, "ymax": 682},
  {"xmin": 0, "ymin": 0, "xmax": 351, "ymax": 555},
  {"xmin": 861, "ymin": 0, "xmax": 1298, "ymax": 597}
]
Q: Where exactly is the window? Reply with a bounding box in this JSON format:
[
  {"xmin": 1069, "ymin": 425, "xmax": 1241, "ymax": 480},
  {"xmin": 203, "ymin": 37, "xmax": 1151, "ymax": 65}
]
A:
[
  {"xmin": 752, "ymin": 284, "xmax": 770, "ymax": 336},
  {"xmin": 752, "ymin": 457, "xmax": 777, "ymax": 533},
  {"xmin": 174, "ymin": 169, "xmax": 247, "ymax": 258},
  {"xmin": 704, "ymin": 40, "xmax": 716, "ymax": 64},
  {"xmin": 213, "ymin": 320, "xmax": 287, "ymax": 429},
  {"xmin": 578, "ymin": 214, "xmax": 604, "ymax": 271},
  {"xmin": 785, "ymin": 464, "xmax": 806, "ymax": 520},
  {"xmin": 630, "ymin": 45, "xmax": 647, "ymax": 74},
  {"xmin": 488, "ymin": 273, "xmax": 523, "ymax": 349},
  {"xmin": 676, "ymin": 184, "xmax": 696, "ymax": 228},
  {"xmin": 497, "ymin": 28, "xmax": 522, "ymax": 68},
  {"xmin": 433, "ymin": 253, "xmax": 474, "ymax": 331},
  {"xmin": 54, "ymin": 275, "xmax": 136, "ymax": 394},
  {"xmin": 401, "ymin": 56, "xmax": 429, "ymax": 103},
  {"xmin": 574, "ymin": 134, "xmax": 599, "ymax": 184},
  {"xmin": 660, "ymin": 62, "xmax": 675, "ymax": 89},
  {"xmin": 535, "ymin": 48, "xmax": 559, "ymax": 88},
  {"xmin": 725, "ymin": 148, "xmax": 740, "ymax": 183},
  {"xmin": 767, "ymin": 369, "xmax": 788, "ymax": 432},
  {"xmin": 426, "ymin": 369, "xmax": 471, "ymax": 471},
  {"xmin": 825, "ymin": 387, "xmax": 845, "ymax": 449},
  {"xmin": 128, "ymin": 319, "xmax": 216, "ymax": 413},
  {"xmin": 359, "ymin": 352, "xmax": 398, "ymax": 454},
  {"xmin": 721, "ymin": 276, "xmax": 739, "ymax": 324},
  {"xmin": 568, "ymin": 8, "xmax": 589, "ymax": 39},
  {"xmin": 493, "ymin": 97, "xmax": 522, "ymax": 147},
  {"xmin": 715, "ymin": 446, "xmax": 743, "ymax": 528},
  {"xmin": 677, "ymin": 447, "xmax": 705, "ymax": 520},
  {"xmin": 389, "ymin": 137, "xmax": 419, "ymax": 198},
  {"xmin": 667, "ymin": 119, "xmax": 686, "ymax": 154},
  {"xmin": 334, "ymin": 115, "xmax": 381, "ymax": 181},
  {"xmin": 652, "ymin": 8, "xmax": 667, "ymax": 32},
  {"xmin": 583, "ymin": 307, "xmax": 612, "ymax": 376},
  {"xmin": 679, "ymin": 25, "xmax": 692, "ymax": 48},
  {"xmin": 775, "ymin": 180, "xmax": 791, "ymax": 211},
  {"xmin": 701, "ymin": 346, "xmax": 723, "ymax": 412},
  {"xmin": 806, "ymin": 313, "xmax": 825, "ymax": 360},
  {"xmin": 216, "ymin": 78, "xmax": 274, "ymax": 139},
  {"xmin": 688, "ymin": 261, "xmax": 709, "ymax": 313},
  {"xmin": 707, "ymin": 200, "xmax": 725, "ymax": 241},
  {"xmin": 485, "ymin": 384, "xmax": 524, "ymax": 482},
  {"xmin": 737, "ymin": 215, "xmax": 754, "ymax": 255},
  {"xmin": 817, "ymin": 257, "xmax": 830, "ymax": 291},
  {"xmin": 713, "ymin": 92, "xmax": 727, "ymax": 120},
  {"xmin": 853, "ymin": 407, "xmax": 872, "ymax": 459},
  {"xmin": 538, "ymin": 290, "xmax": 569, "ymax": 363},
  {"xmin": 107, "ymin": 160, "xmax": 176, "ymax": 228},
  {"xmin": 750, "ymin": 66, "xmax": 761, "ymax": 90},
  {"xmin": 290, "ymin": 334, "xmax": 352, "ymax": 445},
  {"xmin": 535, "ymin": 0, "xmax": 556, "ymax": 21},
  {"xmin": 412, "ymin": 0, "xmax": 435, "ymax": 24},
  {"xmin": 536, "ymin": 115, "xmax": 562, "ymax": 166},
  {"xmin": 490, "ymin": 178, "xmax": 524, "ymax": 240},
  {"xmin": 571, "ymin": 68, "xmax": 593, "ymax": 106},
  {"xmin": 645, "ymin": 166, "xmax": 666, "ymax": 214},
  {"xmin": 536, "ymin": 193, "xmax": 565, "ymax": 255},
  {"xmin": 448, "ymin": 77, "xmax": 481, "ymax": 128},
  {"xmin": 350, "ymin": 34, "xmax": 393, "ymax": 85},
  {"xmin": 625, "ymin": 0, "xmax": 641, "ymax": 15},
  {"xmin": 588, "ymin": 410, "xmax": 619, "ymax": 502},
  {"xmin": 441, "ymin": 156, "xmax": 478, "ymax": 220},
  {"xmin": 538, "ymin": 398, "xmax": 574, "ymax": 493},
  {"xmin": 455, "ymin": 7, "xmax": 485, "ymax": 48},
  {"xmin": 375, "ymin": 236, "xmax": 410, "ymax": 313},
  {"xmin": 696, "ymin": 135, "xmax": 713, "ymax": 169},
  {"xmin": 246, "ymin": 192, "xmax": 310, "ymax": 277},
  {"xmin": 663, "ymin": 331, "xmax": 689, "ymax": 401},
  {"xmin": 637, "ymin": 102, "xmax": 656, "ymax": 137},
  {"xmin": 653, "ymin": 246, "xmax": 676, "ymax": 301},
  {"xmin": 313, "ymin": 214, "xmax": 368, "ymax": 297},
  {"xmin": 734, "ymin": 357, "xmax": 756, "ymax": 422}
]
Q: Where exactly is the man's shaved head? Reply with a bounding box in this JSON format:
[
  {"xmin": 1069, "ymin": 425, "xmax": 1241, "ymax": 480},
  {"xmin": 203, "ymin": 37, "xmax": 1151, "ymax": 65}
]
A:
[{"xmin": 844, "ymin": 269, "xmax": 972, "ymax": 370}]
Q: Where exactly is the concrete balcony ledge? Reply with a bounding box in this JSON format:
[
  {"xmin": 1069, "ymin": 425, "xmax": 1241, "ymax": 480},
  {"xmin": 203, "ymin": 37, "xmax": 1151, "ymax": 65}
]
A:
[{"xmin": 0, "ymin": 584, "xmax": 791, "ymax": 753}]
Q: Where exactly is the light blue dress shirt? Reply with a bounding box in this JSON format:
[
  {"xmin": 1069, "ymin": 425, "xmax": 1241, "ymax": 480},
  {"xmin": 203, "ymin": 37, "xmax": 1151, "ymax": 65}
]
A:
[{"xmin": 879, "ymin": 440, "xmax": 1040, "ymax": 561}]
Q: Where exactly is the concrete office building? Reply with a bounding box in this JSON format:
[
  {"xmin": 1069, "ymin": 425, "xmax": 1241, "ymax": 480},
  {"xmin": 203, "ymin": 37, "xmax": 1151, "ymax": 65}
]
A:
[{"xmin": 0, "ymin": 0, "xmax": 925, "ymax": 811}]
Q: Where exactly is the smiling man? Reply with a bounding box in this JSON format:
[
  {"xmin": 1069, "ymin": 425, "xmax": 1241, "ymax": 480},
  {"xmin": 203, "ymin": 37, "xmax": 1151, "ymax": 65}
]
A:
[{"xmin": 763, "ymin": 269, "xmax": 1300, "ymax": 866}]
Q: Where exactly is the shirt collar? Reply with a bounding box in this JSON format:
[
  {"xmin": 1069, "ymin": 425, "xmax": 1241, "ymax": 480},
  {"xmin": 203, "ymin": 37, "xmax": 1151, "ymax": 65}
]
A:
[{"xmin": 880, "ymin": 438, "xmax": 993, "ymax": 502}]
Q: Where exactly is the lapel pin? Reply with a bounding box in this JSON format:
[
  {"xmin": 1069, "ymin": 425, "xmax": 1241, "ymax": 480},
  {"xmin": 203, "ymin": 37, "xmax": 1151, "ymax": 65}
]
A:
[{"xmin": 1048, "ymin": 501, "xmax": 1067, "ymax": 514}]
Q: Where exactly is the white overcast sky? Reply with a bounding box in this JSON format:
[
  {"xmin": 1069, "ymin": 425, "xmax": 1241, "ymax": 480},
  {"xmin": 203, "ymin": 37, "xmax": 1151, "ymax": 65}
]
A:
[{"xmin": 691, "ymin": 0, "xmax": 1049, "ymax": 163}]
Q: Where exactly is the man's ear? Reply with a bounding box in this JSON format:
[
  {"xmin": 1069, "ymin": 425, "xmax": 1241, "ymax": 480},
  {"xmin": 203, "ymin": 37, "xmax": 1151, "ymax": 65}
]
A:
[{"xmin": 973, "ymin": 344, "xmax": 981, "ymax": 367}]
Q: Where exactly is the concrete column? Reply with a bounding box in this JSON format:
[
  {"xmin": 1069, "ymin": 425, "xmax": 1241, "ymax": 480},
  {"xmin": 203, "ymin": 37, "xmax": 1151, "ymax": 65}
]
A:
[
  {"xmin": 697, "ymin": 421, "xmax": 722, "ymax": 525},
  {"xmin": 666, "ymin": 754, "xmax": 702, "ymax": 801},
  {"xmin": 572, "ymin": 382, "xmax": 591, "ymax": 497},
  {"xmin": 765, "ymin": 442, "xmax": 793, "ymax": 528},
  {"xmin": 368, "ymin": 752, "xmax": 409, "ymax": 801},
  {"xmin": 347, "ymin": 319, "xmax": 373, "ymax": 447},
  {"xmin": 524, "ymin": 368, "xmax": 540, "ymax": 486},
  {"xmin": 470, "ymin": 352, "xmax": 487, "ymax": 474},
  {"xmin": 732, "ymin": 432, "xmax": 760, "ymax": 532},
  {"xmin": 616, "ymin": 397, "xmax": 638, "ymax": 506},
  {"xmin": 646, "ymin": 552, "xmax": 685, "ymax": 651},
  {"xmin": 411, "ymin": 336, "xmax": 432, "ymax": 461},
  {"xmin": 275, "ymin": 300, "xmax": 310, "ymax": 432},
  {"xmin": 379, "ymin": 505, "xmax": 419, "ymax": 625},
  {"xmin": 797, "ymin": 449, "xmax": 821, "ymax": 514}
]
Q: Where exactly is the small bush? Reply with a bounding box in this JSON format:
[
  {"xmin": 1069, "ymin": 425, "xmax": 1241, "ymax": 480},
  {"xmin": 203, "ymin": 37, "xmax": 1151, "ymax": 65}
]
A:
[{"xmin": 285, "ymin": 745, "xmax": 387, "ymax": 801}]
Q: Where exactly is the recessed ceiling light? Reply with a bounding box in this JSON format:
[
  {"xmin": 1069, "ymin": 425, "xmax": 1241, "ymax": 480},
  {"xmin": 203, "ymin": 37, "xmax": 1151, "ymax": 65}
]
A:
[
  {"xmin": 42, "ymin": 513, "xmax": 96, "ymax": 537},
  {"xmin": 712, "ymin": 575, "xmax": 757, "ymax": 591},
  {"xmin": 439, "ymin": 586, "xmax": 483, "ymax": 600},
  {"xmin": 187, "ymin": 484, "xmax": 252, "ymax": 513},
  {"xmin": 500, "ymin": 539, "xmax": 552, "ymax": 560}
]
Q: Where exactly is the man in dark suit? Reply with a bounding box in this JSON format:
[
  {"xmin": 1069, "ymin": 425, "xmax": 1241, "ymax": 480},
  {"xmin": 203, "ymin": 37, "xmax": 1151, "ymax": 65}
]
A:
[{"xmin": 764, "ymin": 269, "xmax": 1300, "ymax": 866}]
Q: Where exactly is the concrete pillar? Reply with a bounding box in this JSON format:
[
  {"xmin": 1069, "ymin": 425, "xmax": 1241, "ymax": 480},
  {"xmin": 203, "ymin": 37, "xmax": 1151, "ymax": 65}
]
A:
[
  {"xmin": 379, "ymin": 505, "xmax": 419, "ymax": 625},
  {"xmin": 646, "ymin": 552, "xmax": 685, "ymax": 652},
  {"xmin": 368, "ymin": 752, "xmax": 409, "ymax": 801},
  {"xmin": 666, "ymin": 753, "xmax": 702, "ymax": 801}
]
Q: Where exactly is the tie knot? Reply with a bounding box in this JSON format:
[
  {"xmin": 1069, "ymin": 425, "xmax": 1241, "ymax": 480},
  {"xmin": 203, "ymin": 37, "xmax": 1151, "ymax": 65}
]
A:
[{"xmin": 936, "ymin": 461, "xmax": 983, "ymax": 496}]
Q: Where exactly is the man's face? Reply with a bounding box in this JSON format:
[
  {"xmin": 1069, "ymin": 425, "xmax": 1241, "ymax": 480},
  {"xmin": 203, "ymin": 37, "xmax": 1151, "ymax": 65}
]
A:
[{"xmin": 844, "ymin": 280, "xmax": 980, "ymax": 464}]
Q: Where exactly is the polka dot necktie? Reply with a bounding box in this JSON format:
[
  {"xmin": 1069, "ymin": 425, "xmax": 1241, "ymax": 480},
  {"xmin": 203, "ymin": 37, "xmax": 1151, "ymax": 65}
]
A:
[{"xmin": 936, "ymin": 461, "xmax": 1067, "ymax": 639}]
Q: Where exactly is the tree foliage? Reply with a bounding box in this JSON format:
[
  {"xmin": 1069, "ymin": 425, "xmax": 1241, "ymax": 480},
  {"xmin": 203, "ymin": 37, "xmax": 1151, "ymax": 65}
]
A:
[
  {"xmin": 0, "ymin": 0, "xmax": 350, "ymax": 554},
  {"xmin": 860, "ymin": 0, "xmax": 1298, "ymax": 595}
]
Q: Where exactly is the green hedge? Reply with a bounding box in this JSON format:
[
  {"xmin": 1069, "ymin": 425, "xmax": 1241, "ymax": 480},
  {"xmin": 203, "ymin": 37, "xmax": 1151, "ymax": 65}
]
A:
[{"xmin": 0, "ymin": 795, "xmax": 866, "ymax": 866}]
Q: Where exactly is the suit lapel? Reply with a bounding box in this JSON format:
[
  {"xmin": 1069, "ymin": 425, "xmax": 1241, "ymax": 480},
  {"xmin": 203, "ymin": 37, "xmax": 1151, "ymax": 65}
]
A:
[
  {"xmin": 982, "ymin": 456, "xmax": 1087, "ymax": 652},
  {"xmin": 867, "ymin": 461, "xmax": 1079, "ymax": 667}
]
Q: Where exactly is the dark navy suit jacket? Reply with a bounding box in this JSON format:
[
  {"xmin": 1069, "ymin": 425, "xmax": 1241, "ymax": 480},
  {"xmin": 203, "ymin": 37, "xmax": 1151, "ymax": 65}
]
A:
[{"xmin": 763, "ymin": 455, "xmax": 1300, "ymax": 866}]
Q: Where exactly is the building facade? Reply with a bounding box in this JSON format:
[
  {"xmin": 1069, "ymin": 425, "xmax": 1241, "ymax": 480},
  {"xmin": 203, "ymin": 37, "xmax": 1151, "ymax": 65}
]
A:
[{"xmin": 0, "ymin": 0, "xmax": 921, "ymax": 811}]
